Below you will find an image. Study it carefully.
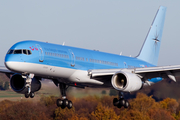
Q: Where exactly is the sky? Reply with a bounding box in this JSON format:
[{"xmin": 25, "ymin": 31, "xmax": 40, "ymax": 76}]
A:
[{"xmin": 0, "ymin": 1, "xmax": 180, "ymax": 66}]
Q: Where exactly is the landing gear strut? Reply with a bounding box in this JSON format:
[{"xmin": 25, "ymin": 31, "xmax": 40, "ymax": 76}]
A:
[
  {"xmin": 56, "ymin": 83, "xmax": 73, "ymax": 109},
  {"xmin": 113, "ymin": 92, "xmax": 129, "ymax": 108},
  {"xmin": 24, "ymin": 74, "xmax": 35, "ymax": 98}
]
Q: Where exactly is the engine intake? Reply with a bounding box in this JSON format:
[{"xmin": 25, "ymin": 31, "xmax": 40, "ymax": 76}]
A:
[
  {"xmin": 111, "ymin": 71, "xmax": 142, "ymax": 92},
  {"xmin": 10, "ymin": 74, "xmax": 41, "ymax": 94}
]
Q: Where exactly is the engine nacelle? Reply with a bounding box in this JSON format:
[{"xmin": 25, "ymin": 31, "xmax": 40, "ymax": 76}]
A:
[
  {"xmin": 111, "ymin": 71, "xmax": 142, "ymax": 92},
  {"xmin": 10, "ymin": 74, "xmax": 41, "ymax": 94}
]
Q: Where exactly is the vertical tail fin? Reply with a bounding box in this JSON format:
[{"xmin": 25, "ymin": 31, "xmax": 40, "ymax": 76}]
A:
[{"xmin": 136, "ymin": 6, "xmax": 166, "ymax": 66}]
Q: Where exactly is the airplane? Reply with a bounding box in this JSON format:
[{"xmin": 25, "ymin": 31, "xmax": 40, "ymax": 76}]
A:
[{"xmin": 0, "ymin": 6, "xmax": 179, "ymax": 109}]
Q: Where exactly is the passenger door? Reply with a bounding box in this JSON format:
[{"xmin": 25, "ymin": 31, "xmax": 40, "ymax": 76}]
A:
[
  {"xmin": 68, "ymin": 49, "xmax": 75, "ymax": 67},
  {"xmin": 36, "ymin": 44, "xmax": 44, "ymax": 62}
]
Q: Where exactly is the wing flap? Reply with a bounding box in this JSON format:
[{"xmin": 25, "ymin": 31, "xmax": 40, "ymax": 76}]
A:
[
  {"xmin": 88, "ymin": 65, "xmax": 180, "ymax": 81},
  {"xmin": 135, "ymin": 65, "xmax": 180, "ymax": 73},
  {"xmin": 88, "ymin": 69, "xmax": 122, "ymax": 77},
  {"xmin": 135, "ymin": 65, "xmax": 180, "ymax": 81}
]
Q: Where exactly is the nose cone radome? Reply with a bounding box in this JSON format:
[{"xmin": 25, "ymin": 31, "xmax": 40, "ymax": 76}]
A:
[
  {"xmin": 4, "ymin": 54, "xmax": 16, "ymax": 71},
  {"xmin": 4, "ymin": 54, "xmax": 22, "ymax": 72},
  {"xmin": 4, "ymin": 61, "xmax": 13, "ymax": 71},
  {"xmin": 4, "ymin": 54, "xmax": 11, "ymax": 69},
  {"xmin": 5, "ymin": 61, "xmax": 24, "ymax": 73}
]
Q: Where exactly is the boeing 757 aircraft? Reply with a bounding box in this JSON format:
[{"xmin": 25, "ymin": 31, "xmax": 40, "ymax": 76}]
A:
[{"xmin": 0, "ymin": 6, "xmax": 179, "ymax": 109}]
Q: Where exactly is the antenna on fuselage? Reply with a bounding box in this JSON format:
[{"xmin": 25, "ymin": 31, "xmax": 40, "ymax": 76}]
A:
[{"xmin": 120, "ymin": 52, "xmax": 122, "ymax": 55}]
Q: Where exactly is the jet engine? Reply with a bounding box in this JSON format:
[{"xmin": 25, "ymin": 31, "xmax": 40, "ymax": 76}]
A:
[
  {"xmin": 10, "ymin": 74, "xmax": 41, "ymax": 94},
  {"xmin": 111, "ymin": 71, "xmax": 142, "ymax": 92}
]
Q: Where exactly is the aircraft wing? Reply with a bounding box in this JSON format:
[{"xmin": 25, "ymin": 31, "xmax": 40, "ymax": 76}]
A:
[
  {"xmin": 88, "ymin": 65, "xmax": 180, "ymax": 82},
  {"xmin": 0, "ymin": 66, "xmax": 14, "ymax": 74},
  {"xmin": 0, "ymin": 66, "xmax": 14, "ymax": 78}
]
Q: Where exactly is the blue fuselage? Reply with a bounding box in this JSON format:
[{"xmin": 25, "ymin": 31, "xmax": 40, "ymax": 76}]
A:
[
  {"xmin": 5, "ymin": 40, "xmax": 154, "ymax": 70},
  {"xmin": 4, "ymin": 40, "xmax": 162, "ymax": 87}
]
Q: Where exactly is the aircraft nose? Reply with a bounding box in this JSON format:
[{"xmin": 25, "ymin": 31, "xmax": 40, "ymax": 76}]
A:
[
  {"xmin": 4, "ymin": 54, "xmax": 14, "ymax": 71},
  {"xmin": 4, "ymin": 61, "xmax": 13, "ymax": 71},
  {"xmin": 4, "ymin": 54, "xmax": 22, "ymax": 72}
]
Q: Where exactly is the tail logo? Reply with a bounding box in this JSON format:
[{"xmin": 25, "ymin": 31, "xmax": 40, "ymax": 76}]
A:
[
  {"xmin": 153, "ymin": 26, "xmax": 160, "ymax": 43},
  {"xmin": 153, "ymin": 26, "xmax": 160, "ymax": 51}
]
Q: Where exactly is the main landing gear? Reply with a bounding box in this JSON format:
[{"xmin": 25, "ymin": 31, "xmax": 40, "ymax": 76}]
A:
[
  {"xmin": 113, "ymin": 92, "xmax": 129, "ymax": 108},
  {"xmin": 56, "ymin": 83, "xmax": 73, "ymax": 109}
]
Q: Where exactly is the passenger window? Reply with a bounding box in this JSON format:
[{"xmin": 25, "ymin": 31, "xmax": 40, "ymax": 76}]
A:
[{"xmin": 14, "ymin": 50, "xmax": 22, "ymax": 54}]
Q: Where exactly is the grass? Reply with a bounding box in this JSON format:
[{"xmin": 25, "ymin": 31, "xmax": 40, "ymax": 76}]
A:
[
  {"xmin": 0, "ymin": 91, "xmax": 23, "ymax": 98},
  {"xmin": 69, "ymin": 87, "xmax": 109, "ymax": 98}
]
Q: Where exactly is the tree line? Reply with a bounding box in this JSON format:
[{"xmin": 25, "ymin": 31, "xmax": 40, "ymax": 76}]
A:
[
  {"xmin": 0, "ymin": 93, "xmax": 180, "ymax": 120},
  {"xmin": 0, "ymin": 73, "xmax": 9, "ymax": 90}
]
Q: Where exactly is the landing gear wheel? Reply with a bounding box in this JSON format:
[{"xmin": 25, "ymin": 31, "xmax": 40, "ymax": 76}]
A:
[
  {"xmin": 63, "ymin": 99, "xmax": 69, "ymax": 107},
  {"xmin": 113, "ymin": 98, "xmax": 119, "ymax": 106},
  {"xmin": 67, "ymin": 100, "xmax": 73, "ymax": 109},
  {"xmin": 116, "ymin": 99, "xmax": 127, "ymax": 108},
  {"xmin": 119, "ymin": 99, "xmax": 125, "ymax": 106},
  {"xmin": 57, "ymin": 99, "xmax": 63, "ymax": 107},
  {"xmin": 124, "ymin": 100, "xmax": 129, "ymax": 108},
  {"xmin": 61, "ymin": 104, "xmax": 66, "ymax": 109},
  {"xmin": 117, "ymin": 103, "xmax": 122, "ymax": 108},
  {"xmin": 30, "ymin": 92, "xmax": 35, "ymax": 98},
  {"xmin": 25, "ymin": 92, "xmax": 29, "ymax": 98}
]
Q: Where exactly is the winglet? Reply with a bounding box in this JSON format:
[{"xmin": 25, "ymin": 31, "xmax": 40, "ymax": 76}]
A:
[{"xmin": 136, "ymin": 6, "xmax": 167, "ymax": 66}]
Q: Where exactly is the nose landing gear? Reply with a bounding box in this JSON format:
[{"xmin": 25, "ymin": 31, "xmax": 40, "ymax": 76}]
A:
[{"xmin": 24, "ymin": 74, "xmax": 35, "ymax": 98}]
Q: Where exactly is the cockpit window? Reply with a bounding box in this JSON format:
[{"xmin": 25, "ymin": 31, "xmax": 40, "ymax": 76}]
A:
[
  {"xmin": 23, "ymin": 50, "xmax": 27, "ymax": 54},
  {"xmin": 7, "ymin": 50, "xmax": 14, "ymax": 54},
  {"xmin": 7, "ymin": 49, "xmax": 32, "ymax": 55},
  {"xmin": 27, "ymin": 50, "xmax": 32, "ymax": 55},
  {"xmin": 14, "ymin": 50, "xmax": 22, "ymax": 54}
]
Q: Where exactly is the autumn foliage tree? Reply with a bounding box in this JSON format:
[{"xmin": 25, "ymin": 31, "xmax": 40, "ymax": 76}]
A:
[
  {"xmin": 0, "ymin": 93, "xmax": 180, "ymax": 120},
  {"xmin": 91, "ymin": 103, "xmax": 119, "ymax": 120}
]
